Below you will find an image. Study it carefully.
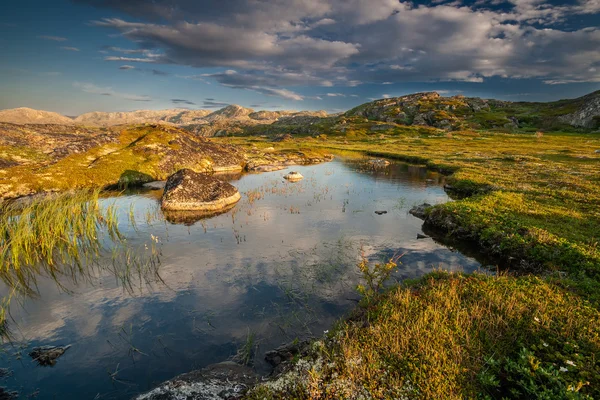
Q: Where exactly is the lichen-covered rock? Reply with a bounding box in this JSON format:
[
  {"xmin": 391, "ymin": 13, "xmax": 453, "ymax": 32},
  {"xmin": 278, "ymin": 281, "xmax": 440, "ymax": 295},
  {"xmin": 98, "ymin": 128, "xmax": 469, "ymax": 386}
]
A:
[
  {"xmin": 558, "ymin": 93, "xmax": 600, "ymax": 128},
  {"xmin": 161, "ymin": 169, "xmax": 241, "ymax": 212},
  {"xmin": 133, "ymin": 362, "xmax": 258, "ymax": 400}
]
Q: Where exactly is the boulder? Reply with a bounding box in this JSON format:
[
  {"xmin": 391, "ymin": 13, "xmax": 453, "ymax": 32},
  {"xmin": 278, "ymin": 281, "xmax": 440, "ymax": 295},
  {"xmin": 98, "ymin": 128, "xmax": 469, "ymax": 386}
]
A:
[
  {"xmin": 133, "ymin": 362, "xmax": 258, "ymax": 400},
  {"xmin": 409, "ymin": 203, "xmax": 432, "ymax": 220},
  {"xmin": 284, "ymin": 172, "xmax": 303, "ymax": 182},
  {"xmin": 161, "ymin": 169, "xmax": 241, "ymax": 212}
]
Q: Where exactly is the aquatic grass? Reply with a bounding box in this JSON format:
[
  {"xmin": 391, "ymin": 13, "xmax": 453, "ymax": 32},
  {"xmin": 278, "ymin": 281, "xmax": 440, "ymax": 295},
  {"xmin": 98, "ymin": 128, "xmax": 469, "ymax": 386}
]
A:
[{"xmin": 0, "ymin": 190, "xmax": 122, "ymax": 291}]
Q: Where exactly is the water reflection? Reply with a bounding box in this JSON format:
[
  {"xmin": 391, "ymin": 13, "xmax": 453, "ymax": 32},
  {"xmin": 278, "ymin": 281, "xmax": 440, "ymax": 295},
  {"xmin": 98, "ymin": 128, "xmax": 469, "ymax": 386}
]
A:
[{"xmin": 0, "ymin": 158, "xmax": 481, "ymax": 400}]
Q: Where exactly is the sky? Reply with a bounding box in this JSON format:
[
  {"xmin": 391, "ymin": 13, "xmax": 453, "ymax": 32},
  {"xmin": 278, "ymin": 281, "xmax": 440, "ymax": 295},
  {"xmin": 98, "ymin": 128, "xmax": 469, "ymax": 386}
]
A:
[{"xmin": 0, "ymin": 0, "xmax": 599, "ymax": 115}]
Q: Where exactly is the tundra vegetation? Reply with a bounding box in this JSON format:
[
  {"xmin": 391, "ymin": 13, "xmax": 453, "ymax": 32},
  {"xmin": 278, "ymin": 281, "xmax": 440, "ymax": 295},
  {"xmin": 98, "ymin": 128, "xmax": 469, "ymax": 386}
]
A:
[{"xmin": 0, "ymin": 91, "xmax": 599, "ymax": 397}]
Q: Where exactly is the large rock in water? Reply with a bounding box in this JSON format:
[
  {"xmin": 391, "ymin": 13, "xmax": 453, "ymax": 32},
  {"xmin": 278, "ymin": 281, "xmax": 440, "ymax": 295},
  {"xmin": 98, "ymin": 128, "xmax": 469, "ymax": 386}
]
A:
[{"xmin": 161, "ymin": 169, "xmax": 241, "ymax": 212}]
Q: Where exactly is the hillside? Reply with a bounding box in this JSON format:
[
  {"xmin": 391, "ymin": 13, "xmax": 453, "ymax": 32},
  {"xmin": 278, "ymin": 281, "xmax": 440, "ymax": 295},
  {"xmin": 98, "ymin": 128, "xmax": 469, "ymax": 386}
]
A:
[
  {"xmin": 0, "ymin": 107, "xmax": 75, "ymax": 125},
  {"xmin": 346, "ymin": 91, "xmax": 600, "ymax": 131}
]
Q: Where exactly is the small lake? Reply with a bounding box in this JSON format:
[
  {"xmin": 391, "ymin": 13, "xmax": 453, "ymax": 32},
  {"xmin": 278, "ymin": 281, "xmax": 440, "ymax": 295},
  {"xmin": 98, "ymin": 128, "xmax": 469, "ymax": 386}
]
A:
[{"xmin": 0, "ymin": 157, "xmax": 484, "ymax": 399}]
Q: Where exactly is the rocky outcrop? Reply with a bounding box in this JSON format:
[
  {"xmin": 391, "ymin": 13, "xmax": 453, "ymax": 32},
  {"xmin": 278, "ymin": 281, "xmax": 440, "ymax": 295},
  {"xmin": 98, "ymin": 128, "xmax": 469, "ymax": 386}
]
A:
[
  {"xmin": 133, "ymin": 362, "xmax": 258, "ymax": 400},
  {"xmin": 161, "ymin": 169, "xmax": 241, "ymax": 212},
  {"xmin": 558, "ymin": 92, "xmax": 600, "ymax": 128}
]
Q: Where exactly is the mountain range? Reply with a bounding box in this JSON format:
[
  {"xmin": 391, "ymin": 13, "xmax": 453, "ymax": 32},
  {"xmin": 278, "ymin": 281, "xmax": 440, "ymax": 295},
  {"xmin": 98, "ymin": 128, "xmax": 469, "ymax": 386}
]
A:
[{"xmin": 1, "ymin": 91, "xmax": 598, "ymax": 135}]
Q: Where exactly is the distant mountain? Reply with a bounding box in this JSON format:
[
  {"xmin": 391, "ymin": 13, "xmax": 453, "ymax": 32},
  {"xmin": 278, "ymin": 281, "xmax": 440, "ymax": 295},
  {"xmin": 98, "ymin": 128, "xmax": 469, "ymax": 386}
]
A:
[
  {"xmin": 73, "ymin": 109, "xmax": 213, "ymax": 126},
  {"xmin": 0, "ymin": 107, "xmax": 75, "ymax": 125}
]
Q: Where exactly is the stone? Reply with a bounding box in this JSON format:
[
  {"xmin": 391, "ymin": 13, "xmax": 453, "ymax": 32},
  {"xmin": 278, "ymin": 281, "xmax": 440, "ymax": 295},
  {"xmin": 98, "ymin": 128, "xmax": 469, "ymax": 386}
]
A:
[
  {"xmin": 374, "ymin": 211, "xmax": 388, "ymax": 215},
  {"xmin": 161, "ymin": 169, "xmax": 241, "ymax": 212},
  {"xmin": 284, "ymin": 172, "xmax": 303, "ymax": 182},
  {"xmin": 409, "ymin": 203, "xmax": 432, "ymax": 220},
  {"xmin": 134, "ymin": 362, "xmax": 258, "ymax": 400},
  {"xmin": 595, "ymin": 150, "xmax": 600, "ymax": 154},
  {"xmin": 368, "ymin": 159, "xmax": 390, "ymax": 168},
  {"xmin": 29, "ymin": 345, "xmax": 71, "ymax": 367},
  {"xmin": 251, "ymin": 165, "xmax": 287, "ymax": 173},
  {"xmin": 417, "ymin": 233, "xmax": 430, "ymax": 239}
]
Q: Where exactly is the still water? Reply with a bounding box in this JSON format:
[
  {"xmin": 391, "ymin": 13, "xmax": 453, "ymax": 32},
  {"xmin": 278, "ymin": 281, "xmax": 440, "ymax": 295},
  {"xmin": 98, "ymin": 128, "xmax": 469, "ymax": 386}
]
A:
[{"xmin": 0, "ymin": 157, "xmax": 483, "ymax": 399}]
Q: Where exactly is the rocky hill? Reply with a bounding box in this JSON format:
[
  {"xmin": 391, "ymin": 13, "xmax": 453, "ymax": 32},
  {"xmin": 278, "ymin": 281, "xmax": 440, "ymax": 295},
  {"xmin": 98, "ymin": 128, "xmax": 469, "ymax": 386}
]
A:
[
  {"xmin": 0, "ymin": 107, "xmax": 75, "ymax": 125},
  {"xmin": 345, "ymin": 91, "xmax": 600, "ymax": 131}
]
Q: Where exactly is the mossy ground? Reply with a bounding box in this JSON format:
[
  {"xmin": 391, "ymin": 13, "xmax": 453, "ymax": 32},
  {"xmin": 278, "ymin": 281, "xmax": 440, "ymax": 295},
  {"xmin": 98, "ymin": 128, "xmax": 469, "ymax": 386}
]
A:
[{"xmin": 248, "ymin": 272, "xmax": 600, "ymax": 399}]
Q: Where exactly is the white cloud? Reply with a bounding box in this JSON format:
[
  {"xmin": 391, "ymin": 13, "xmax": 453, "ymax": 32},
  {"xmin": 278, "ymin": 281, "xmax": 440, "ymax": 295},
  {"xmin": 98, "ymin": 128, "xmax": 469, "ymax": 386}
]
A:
[
  {"xmin": 61, "ymin": 46, "xmax": 80, "ymax": 52},
  {"xmin": 38, "ymin": 35, "xmax": 67, "ymax": 41}
]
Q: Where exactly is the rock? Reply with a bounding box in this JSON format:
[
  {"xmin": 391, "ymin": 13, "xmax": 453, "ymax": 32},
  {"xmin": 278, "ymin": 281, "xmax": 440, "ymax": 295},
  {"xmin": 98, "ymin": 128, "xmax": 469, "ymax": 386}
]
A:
[
  {"xmin": 263, "ymin": 147, "xmax": 275, "ymax": 152},
  {"xmin": 374, "ymin": 210, "xmax": 388, "ymax": 215},
  {"xmin": 284, "ymin": 172, "xmax": 303, "ymax": 182},
  {"xmin": 251, "ymin": 165, "xmax": 287, "ymax": 173},
  {"xmin": 265, "ymin": 340, "xmax": 311, "ymax": 368},
  {"xmin": 143, "ymin": 181, "xmax": 166, "ymax": 190},
  {"xmin": 0, "ymin": 388, "xmax": 18, "ymax": 400},
  {"xmin": 117, "ymin": 170, "xmax": 154, "ymax": 189},
  {"xmin": 409, "ymin": 203, "xmax": 432, "ymax": 220},
  {"xmin": 417, "ymin": 233, "xmax": 430, "ymax": 239},
  {"xmin": 368, "ymin": 159, "xmax": 390, "ymax": 168},
  {"xmin": 595, "ymin": 150, "xmax": 600, "ymax": 154},
  {"xmin": 161, "ymin": 169, "xmax": 241, "ymax": 212},
  {"xmin": 0, "ymin": 369, "xmax": 11, "ymax": 378},
  {"xmin": 558, "ymin": 92, "xmax": 600, "ymax": 128},
  {"xmin": 133, "ymin": 361, "xmax": 258, "ymax": 400},
  {"xmin": 272, "ymin": 133, "xmax": 293, "ymax": 142},
  {"xmin": 29, "ymin": 345, "xmax": 71, "ymax": 366}
]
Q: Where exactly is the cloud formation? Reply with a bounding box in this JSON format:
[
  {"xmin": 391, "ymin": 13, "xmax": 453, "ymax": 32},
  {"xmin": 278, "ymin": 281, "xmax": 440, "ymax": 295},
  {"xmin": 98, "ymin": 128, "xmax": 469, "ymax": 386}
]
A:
[
  {"xmin": 83, "ymin": 0, "xmax": 600, "ymax": 99},
  {"xmin": 73, "ymin": 82, "xmax": 152, "ymax": 101},
  {"xmin": 38, "ymin": 35, "xmax": 68, "ymax": 41}
]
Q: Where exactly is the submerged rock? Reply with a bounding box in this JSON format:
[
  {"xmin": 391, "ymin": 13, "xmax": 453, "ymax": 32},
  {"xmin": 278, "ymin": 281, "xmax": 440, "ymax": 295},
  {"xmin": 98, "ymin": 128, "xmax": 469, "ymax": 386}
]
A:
[
  {"xmin": 368, "ymin": 159, "xmax": 390, "ymax": 168},
  {"xmin": 284, "ymin": 172, "xmax": 304, "ymax": 182},
  {"xmin": 29, "ymin": 345, "xmax": 71, "ymax": 367},
  {"xmin": 134, "ymin": 362, "xmax": 258, "ymax": 400},
  {"xmin": 161, "ymin": 169, "xmax": 241, "ymax": 212},
  {"xmin": 374, "ymin": 210, "xmax": 388, "ymax": 215},
  {"xmin": 0, "ymin": 387, "xmax": 18, "ymax": 400},
  {"xmin": 409, "ymin": 203, "xmax": 432, "ymax": 220}
]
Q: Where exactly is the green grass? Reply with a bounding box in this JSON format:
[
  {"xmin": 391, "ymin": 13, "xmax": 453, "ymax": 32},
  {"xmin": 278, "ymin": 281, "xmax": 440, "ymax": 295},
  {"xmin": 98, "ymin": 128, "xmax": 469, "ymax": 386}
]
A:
[{"xmin": 248, "ymin": 272, "xmax": 600, "ymax": 399}]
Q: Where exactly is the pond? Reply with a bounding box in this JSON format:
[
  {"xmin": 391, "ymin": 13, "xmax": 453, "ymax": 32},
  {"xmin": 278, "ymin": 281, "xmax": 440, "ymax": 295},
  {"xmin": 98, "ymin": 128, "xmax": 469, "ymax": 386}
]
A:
[{"xmin": 0, "ymin": 157, "xmax": 484, "ymax": 399}]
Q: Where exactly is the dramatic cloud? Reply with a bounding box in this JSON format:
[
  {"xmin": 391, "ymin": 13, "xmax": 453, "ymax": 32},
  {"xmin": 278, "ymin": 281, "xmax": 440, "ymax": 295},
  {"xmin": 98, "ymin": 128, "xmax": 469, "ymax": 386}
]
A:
[
  {"xmin": 73, "ymin": 82, "xmax": 152, "ymax": 101},
  {"xmin": 81, "ymin": 0, "xmax": 600, "ymax": 99}
]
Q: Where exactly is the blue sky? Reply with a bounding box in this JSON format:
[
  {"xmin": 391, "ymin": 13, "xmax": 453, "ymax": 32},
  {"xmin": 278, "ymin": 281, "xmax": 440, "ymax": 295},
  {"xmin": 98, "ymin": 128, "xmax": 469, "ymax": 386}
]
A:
[{"xmin": 0, "ymin": 0, "xmax": 599, "ymax": 115}]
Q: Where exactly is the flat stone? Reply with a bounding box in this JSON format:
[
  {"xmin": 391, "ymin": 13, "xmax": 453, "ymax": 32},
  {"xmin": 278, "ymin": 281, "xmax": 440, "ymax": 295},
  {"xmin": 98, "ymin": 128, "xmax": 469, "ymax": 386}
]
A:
[
  {"xmin": 284, "ymin": 171, "xmax": 303, "ymax": 182},
  {"xmin": 161, "ymin": 169, "xmax": 241, "ymax": 212}
]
